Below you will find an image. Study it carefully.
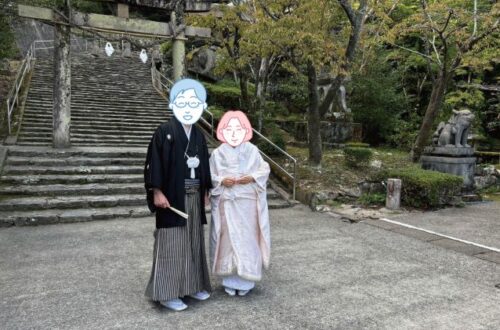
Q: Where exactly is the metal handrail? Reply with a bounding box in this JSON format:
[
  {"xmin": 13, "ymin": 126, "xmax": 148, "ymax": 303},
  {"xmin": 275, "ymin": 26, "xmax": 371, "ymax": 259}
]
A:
[
  {"xmin": 5, "ymin": 42, "xmax": 35, "ymax": 134},
  {"xmin": 149, "ymin": 65, "xmax": 297, "ymax": 198},
  {"xmin": 151, "ymin": 65, "xmax": 174, "ymax": 96},
  {"xmin": 200, "ymin": 109, "xmax": 215, "ymax": 138},
  {"xmin": 252, "ymin": 128, "xmax": 297, "ymax": 200}
]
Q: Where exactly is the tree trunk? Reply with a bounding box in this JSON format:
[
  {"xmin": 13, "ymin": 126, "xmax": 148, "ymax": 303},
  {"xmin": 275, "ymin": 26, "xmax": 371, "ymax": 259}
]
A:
[
  {"xmin": 307, "ymin": 62, "xmax": 322, "ymax": 167},
  {"xmin": 238, "ymin": 72, "xmax": 250, "ymax": 111},
  {"xmin": 53, "ymin": 2, "xmax": 71, "ymax": 148},
  {"xmin": 255, "ymin": 57, "xmax": 269, "ymax": 132},
  {"xmin": 411, "ymin": 71, "xmax": 448, "ymax": 161}
]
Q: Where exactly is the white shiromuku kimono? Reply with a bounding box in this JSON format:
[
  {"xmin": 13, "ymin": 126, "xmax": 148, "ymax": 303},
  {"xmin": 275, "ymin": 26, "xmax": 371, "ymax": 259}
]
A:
[{"xmin": 209, "ymin": 142, "xmax": 271, "ymax": 288}]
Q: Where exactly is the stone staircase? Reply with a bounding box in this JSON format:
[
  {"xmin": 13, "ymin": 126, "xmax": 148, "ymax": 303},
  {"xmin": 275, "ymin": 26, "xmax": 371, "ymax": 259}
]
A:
[
  {"xmin": 0, "ymin": 54, "xmax": 292, "ymax": 226},
  {"xmin": 17, "ymin": 55, "xmax": 167, "ymax": 147}
]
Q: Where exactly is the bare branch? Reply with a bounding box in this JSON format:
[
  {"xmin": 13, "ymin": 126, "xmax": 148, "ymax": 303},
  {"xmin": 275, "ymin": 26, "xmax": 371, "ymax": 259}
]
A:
[
  {"xmin": 465, "ymin": 18, "xmax": 499, "ymax": 52},
  {"xmin": 338, "ymin": 0, "xmax": 356, "ymax": 26},
  {"xmin": 388, "ymin": 42, "xmax": 437, "ymax": 62},
  {"xmin": 429, "ymin": 35, "xmax": 442, "ymax": 65},
  {"xmin": 439, "ymin": 9, "xmax": 453, "ymax": 34},
  {"xmin": 473, "ymin": 0, "xmax": 478, "ymax": 37},
  {"xmin": 387, "ymin": 0, "xmax": 400, "ymax": 16}
]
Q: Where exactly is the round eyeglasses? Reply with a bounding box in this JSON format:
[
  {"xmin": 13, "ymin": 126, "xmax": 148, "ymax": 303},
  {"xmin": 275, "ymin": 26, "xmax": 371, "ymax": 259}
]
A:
[{"xmin": 173, "ymin": 101, "xmax": 203, "ymax": 108}]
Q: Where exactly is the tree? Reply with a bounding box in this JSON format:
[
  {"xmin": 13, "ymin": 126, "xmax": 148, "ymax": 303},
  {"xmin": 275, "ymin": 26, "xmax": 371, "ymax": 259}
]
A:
[
  {"xmin": 187, "ymin": 1, "xmax": 283, "ymax": 132},
  {"xmin": 390, "ymin": 0, "xmax": 499, "ymax": 161}
]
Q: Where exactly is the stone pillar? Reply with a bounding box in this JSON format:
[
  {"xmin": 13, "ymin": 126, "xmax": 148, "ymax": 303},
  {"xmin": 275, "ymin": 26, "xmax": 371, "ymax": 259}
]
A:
[
  {"xmin": 171, "ymin": 12, "xmax": 186, "ymax": 81},
  {"xmin": 53, "ymin": 15, "xmax": 71, "ymax": 148},
  {"xmin": 386, "ymin": 178, "xmax": 402, "ymax": 210},
  {"xmin": 117, "ymin": 3, "xmax": 129, "ymax": 18},
  {"xmin": 172, "ymin": 36, "xmax": 186, "ymax": 81},
  {"xmin": 116, "ymin": 4, "xmax": 131, "ymax": 57}
]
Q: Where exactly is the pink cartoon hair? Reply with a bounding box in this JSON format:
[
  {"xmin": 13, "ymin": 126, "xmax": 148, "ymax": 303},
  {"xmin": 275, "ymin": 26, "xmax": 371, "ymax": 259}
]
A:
[{"xmin": 216, "ymin": 110, "xmax": 253, "ymax": 143}]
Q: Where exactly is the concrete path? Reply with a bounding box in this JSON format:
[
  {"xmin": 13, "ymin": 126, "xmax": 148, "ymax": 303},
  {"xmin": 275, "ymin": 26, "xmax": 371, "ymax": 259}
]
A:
[
  {"xmin": 1, "ymin": 205, "xmax": 499, "ymax": 329},
  {"xmin": 390, "ymin": 201, "xmax": 500, "ymax": 250}
]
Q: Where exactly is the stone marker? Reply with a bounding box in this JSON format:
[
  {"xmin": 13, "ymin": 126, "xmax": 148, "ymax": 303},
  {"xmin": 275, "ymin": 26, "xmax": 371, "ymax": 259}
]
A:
[{"xmin": 386, "ymin": 178, "xmax": 401, "ymax": 210}]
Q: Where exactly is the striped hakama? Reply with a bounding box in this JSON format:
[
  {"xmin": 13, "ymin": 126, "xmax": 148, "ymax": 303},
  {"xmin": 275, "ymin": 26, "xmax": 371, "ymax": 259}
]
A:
[{"xmin": 145, "ymin": 179, "xmax": 212, "ymax": 301}]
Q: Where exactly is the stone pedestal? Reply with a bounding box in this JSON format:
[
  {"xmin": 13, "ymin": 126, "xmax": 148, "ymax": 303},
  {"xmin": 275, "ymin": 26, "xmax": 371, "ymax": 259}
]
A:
[{"xmin": 420, "ymin": 146, "xmax": 476, "ymax": 189}]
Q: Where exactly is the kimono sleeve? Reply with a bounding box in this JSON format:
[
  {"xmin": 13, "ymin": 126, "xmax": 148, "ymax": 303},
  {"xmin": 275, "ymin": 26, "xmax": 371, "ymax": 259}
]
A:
[
  {"xmin": 250, "ymin": 146, "xmax": 270, "ymax": 192},
  {"xmin": 201, "ymin": 133, "xmax": 213, "ymax": 190},
  {"xmin": 146, "ymin": 126, "xmax": 170, "ymax": 191},
  {"xmin": 209, "ymin": 149, "xmax": 225, "ymax": 196}
]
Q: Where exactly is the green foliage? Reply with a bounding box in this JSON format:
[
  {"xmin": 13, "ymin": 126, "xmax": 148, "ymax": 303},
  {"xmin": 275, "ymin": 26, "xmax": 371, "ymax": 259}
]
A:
[
  {"xmin": 0, "ymin": 16, "xmax": 17, "ymax": 60},
  {"xmin": 350, "ymin": 53, "xmax": 409, "ymax": 145},
  {"xmin": 203, "ymin": 80, "xmax": 241, "ymax": 109},
  {"xmin": 343, "ymin": 147, "xmax": 373, "ymax": 168},
  {"xmin": 386, "ymin": 112, "xmax": 421, "ymax": 151},
  {"xmin": 256, "ymin": 124, "xmax": 286, "ymax": 156},
  {"xmin": 160, "ymin": 41, "xmax": 172, "ymax": 55},
  {"xmin": 475, "ymin": 151, "xmax": 500, "ymax": 165},
  {"xmin": 373, "ymin": 166, "xmax": 463, "ymax": 209},
  {"xmin": 445, "ymin": 89, "xmax": 485, "ymax": 111},
  {"xmin": 271, "ymin": 75, "xmax": 308, "ymax": 112},
  {"xmin": 358, "ymin": 193, "xmax": 386, "ymax": 206}
]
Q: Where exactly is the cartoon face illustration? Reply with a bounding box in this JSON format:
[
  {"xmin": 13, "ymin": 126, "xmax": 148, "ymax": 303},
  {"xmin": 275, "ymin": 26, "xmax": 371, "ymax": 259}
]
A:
[
  {"xmin": 216, "ymin": 110, "xmax": 253, "ymax": 147},
  {"xmin": 169, "ymin": 79, "xmax": 207, "ymax": 125}
]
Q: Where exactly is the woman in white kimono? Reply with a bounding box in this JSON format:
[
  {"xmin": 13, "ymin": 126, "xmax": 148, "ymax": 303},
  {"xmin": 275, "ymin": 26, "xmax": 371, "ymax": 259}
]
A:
[{"xmin": 209, "ymin": 110, "xmax": 271, "ymax": 296}]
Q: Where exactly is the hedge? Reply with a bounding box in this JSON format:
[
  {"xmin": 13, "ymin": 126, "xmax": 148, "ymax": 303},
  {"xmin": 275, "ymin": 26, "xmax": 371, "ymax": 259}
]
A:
[
  {"xmin": 344, "ymin": 147, "xmax": 373, "ymax": 168},
  {"xmin": 203, "ymin": 80, "xmax": 241, "ymax": 109},
  {"xmin": 373, "ymin": 166, "xmax": 463, "ymax": 209}
]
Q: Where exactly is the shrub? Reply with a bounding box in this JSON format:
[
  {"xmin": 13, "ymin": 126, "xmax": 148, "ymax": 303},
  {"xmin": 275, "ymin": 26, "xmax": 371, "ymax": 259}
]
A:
[
  {"xmin": 343, "ymin": 147, "xmax": 373, "ymax": 168},
  {"xmin": 256, "ymin": 125, "xmax": 287, "ymax": 156},
  {"xmin": 372, "ymin": 166, "xmax": 463, "ymax": 209},
  {"xmin": 204, "ymin": 80, "xmax": 241, "ymax": 109},
  {"xmin": 349, "ymin": 54, "xmax": 409, "ymax": 146},
  {"xmin": 359, "ymin": 193, "xmax": 386, "ymax": 206}
]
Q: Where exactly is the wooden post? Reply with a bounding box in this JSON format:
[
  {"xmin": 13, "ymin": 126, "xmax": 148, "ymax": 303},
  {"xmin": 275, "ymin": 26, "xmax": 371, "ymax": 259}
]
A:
[
  {"xmin": 386, "ymin": 178, "xmax": 402, "ymax": 210},
  {"xmin": 171, "ymin": 11, "xmax": 186, "ymax": 81},
  {"xmin": 53, "ymin": 0, "xmax": 71, "ymax": 148}
]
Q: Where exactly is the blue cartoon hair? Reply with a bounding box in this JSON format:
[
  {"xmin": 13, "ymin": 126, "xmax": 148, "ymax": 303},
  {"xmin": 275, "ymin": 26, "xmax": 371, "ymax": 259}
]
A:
[{"xmin": 169, "ymin": 78, "xmax": 207, "ymax": 103}]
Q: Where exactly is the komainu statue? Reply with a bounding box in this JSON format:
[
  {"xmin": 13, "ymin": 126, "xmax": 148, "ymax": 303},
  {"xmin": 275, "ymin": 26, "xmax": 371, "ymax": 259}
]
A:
[{"xmin": 433, "ymin": 109, "xmax": 475, "ymax": 147}]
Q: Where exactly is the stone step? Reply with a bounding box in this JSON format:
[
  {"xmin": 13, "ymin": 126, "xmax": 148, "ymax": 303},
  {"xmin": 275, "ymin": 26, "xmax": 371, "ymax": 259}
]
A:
[
  {"xmin": 21, "ymin": 113, "xmax": 167, "ymax": 121},
  {"xmin": 25, "ymin": 109, "xmax": 167, "ymax": 123},
  {"xmin": 0, "ymin": 198, "xmax": 292, "ymax": 227},
  {"xmin": 0, "ymin": 205, "xmax": 151, "ymax": 227},
  {"xmin": 20, "ymin": 121, "xmax": 166, "ymax": 130},
  {"xmin": 21, "ymin": 117, "xmax": 166, "ymax": 125},
  {"xmin": 3, "ymin": 165, "xmax": 142, "ymax": 175},
  {"xmin": 267, "ymin": 198, "xmax": 293, "ymax": 209},
  {"xmin": 266, "ymin": 189, "xmax": 281, "ymax": 200},
  {"xmin": 28, "ymin": 88, "xmax": 161, "ymax": 96},
  {"xmin": 0, "ymin": 174, "xmax": 143, "ymax": 185},
  {"xmin": 20, "ymin": 127, "xmax": 157, "ymax": 136},
  {"xmin": 7, "ymin": 147, "xmax": 146, "ymax": 158},
  {"xmin": 0, "ymin": 182, "xmax": 143, "ymax": 196},
  {"xmin": 6, "ymin": 156, "xmax": 144, "ymax": 166},
  {"xmin": 25, "ymin": 101, "xmax": 167, "ymax": 108},
  {"xmin": 0, "ymin": 194, "xmax": 146, "ymax": 212},
  {"xmin": 26, "ymin": 98, "xmax": 166, "ymax": 106},
  {"xmin": 15, "ymin": 141, "xmax": 148, "ymax": 147},
  {"xmin": 17, "ymin": 137, "xmax": 151, "ymax": 144},
  {"xmin": 17, "ymin": 133, "xmax": 153, "ymax": 140}
]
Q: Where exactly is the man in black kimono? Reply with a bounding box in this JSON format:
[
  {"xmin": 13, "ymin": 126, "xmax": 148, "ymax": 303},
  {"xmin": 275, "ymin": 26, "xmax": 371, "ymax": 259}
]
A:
[{"xmin": 144, "ymin": 78, "xmax": 212, "ymax": 311}]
